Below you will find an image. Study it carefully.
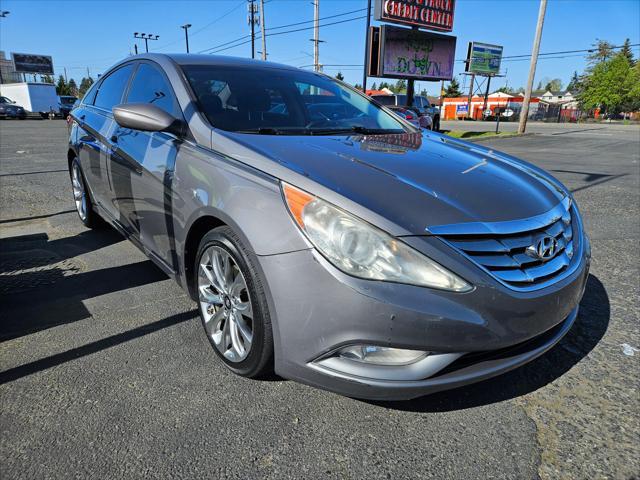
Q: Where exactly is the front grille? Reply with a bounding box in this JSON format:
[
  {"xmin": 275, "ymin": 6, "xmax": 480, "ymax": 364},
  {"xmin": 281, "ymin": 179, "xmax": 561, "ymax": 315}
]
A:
[{"xmin": 434, "ymin": 198, "xmax": 580, "ymax": 290}]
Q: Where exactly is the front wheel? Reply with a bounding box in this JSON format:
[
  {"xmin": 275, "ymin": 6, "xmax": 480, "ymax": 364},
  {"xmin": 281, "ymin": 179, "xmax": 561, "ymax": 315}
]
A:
[{"xmin": 195, "ymin": 226, "xmax": 273, "ymax": 378}]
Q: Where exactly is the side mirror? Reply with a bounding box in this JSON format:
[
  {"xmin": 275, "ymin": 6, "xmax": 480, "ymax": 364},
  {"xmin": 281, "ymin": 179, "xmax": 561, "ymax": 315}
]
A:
[{"xmin": 113, "ymin": 103, "xmax": 183, "ymax": 136}]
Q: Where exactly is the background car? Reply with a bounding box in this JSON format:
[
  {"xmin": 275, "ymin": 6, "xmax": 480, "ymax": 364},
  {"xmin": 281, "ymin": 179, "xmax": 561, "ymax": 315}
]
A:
[
  {"xmin": 405, "ymin": 106, "xmax": 434, "ymax": 130},
  {"xmin": 58, "ymin": 95, "xmax": 78, "ymax": 118},
  {"xmin": 387, "ymin": 105, "xmax": 421, "ymax": 128},
  {"xmin": 0, "ymin": 96, "xmax": 27, "ymax": 119},
  {"xmin": 370, "ymin": 93, "xmax": 441, "ymax": 131}
]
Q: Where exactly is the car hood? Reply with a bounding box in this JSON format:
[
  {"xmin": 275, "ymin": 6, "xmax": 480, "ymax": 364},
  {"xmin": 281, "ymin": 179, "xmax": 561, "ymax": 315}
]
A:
[{"xmin": 223, "ymin": 130, "xmax": 567, "ymax": 235}]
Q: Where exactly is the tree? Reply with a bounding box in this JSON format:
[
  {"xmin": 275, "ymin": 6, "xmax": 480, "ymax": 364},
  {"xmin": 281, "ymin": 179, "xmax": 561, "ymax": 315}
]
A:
[
  {"xmin": 335, "ymin": 71, "xmax": 344, "ymax": 81},
  {"xmin": 370, "ymin": 82, "xmax": 377, "ymax": 90},
  {"xmin": 620, "ymin": 38, "xmax": 635, "ymax": 65},
  {"xmin": 566, "ymin": 71, "xmax": 581, "ymax": 92},
  {"xmin": 392, "ymin": 79, "xmax": 407, "ymax": 93},
  {"xmin": 419, "ymin": 88, "xmax": 428, "ymax": 97},
  {"xmin": 67, "ymin": 79, "xmax": 78, "ymax": 96},
  {"xmin": 586, "ymin": 39, "xmax": 614, "ymax": 68},
  {"xmin": 56, "ymin": 75, "xmax": 68, "ymax": 95},
  {"xmin": 544, "ymin": 78, "xmax": 563, "ymax": 92},
  {"xmin": 443, "ymin": 78, "xmax": 461, "ymax": 97},
  {"xmin": 354, "ymin": 83, "xmax": 363, "ymax": 91},
  {"xmin": 378, "ymin": 81, "xmax": 390, "ymax": 90},
  {"xmin": 579, "ymin": 51, "xmax": 637, "ymax": 114},
  {"xmin": 79, "ymin": 77, "xmax": 94, "ymax": 96},
  {"xmin": 496, "ymin": 86, "xmax": 515, "ymax": 94}
]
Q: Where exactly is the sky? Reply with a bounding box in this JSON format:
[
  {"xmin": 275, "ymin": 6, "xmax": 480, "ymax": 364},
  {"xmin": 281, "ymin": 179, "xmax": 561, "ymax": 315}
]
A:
[{"xmin": 0, "ymin": 0, "xmax": 639, "ymax": 96}]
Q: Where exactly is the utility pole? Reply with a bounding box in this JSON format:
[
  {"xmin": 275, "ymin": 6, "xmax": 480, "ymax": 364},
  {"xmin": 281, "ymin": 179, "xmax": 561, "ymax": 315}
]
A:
[
  {"xmin": 134, "ymin": 43, "xmax": 138, "ymax": 55},
  {"xmin": 181, "ymin": 24, "xmax": 192, "ymax": 53},
  {"xmin": 64, "ymin": 67, "xmax": 68, "ymax": 83},
  {"xmin": 313, "ymin": 0, "xmax": 320, "ymax": 72},
  {"xmin": 259, "ymin": 0, "xmax": 267, "ymax": 60},
  {"xmin": 362, "ymin": 0, "xmax": 372, "ymax": 91},
  {"xmin": 248, "ymin": 1, "xmax": 259, "ymax": 59},
  {"xmin": 466, "ymin": 73, "xmax": 475, "ymax": 119},
  {"xmin": 518, "ymin": 0, "xmax": 547, "ymax": 134}
]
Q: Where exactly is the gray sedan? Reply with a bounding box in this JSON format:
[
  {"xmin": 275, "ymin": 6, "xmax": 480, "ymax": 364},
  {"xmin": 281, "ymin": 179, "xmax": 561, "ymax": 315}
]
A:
[{"xmin": 68, "ymin": 54, "xmax": 590, "ymax": 400}]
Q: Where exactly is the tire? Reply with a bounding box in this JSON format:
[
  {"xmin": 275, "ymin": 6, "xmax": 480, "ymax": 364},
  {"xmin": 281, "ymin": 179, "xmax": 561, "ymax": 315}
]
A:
[
  {"xmin": 195, "ymin": 226, "xmax": 274, "ymax": 378},
  {"xmin": 69, "ymin": 157, "xmax": 101, "ymax": 229}
]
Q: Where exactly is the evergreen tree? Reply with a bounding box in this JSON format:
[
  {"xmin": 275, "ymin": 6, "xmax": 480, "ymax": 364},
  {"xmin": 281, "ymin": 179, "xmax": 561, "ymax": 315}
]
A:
[
  {"xmin": 420, "ymin": 88, "xmax": 428, "ymax": 97},
  {"xmin": 566, "ymin": 71, "xmax": 581, "ymax": 92},
  {"xmin": 79, "ymin": 77, "xmax": 94, "ymax": 96},
  {"xmin": 56, "ymin": 75, "xmax": 68, "ymax": 95},
  {"xmin": 67, "ymin": 79, "xmax": 78, "ymax": 97},
  {"xmin": 335, "ymin": 71, "xmax": 344, "ymax": 81},
  {"xmin": 371, "ymin": 82, "xmax": 378, "ymax": 90},
  {"xmin": 586, "ymin": 39, "xmax": 614, "ymax": 68},
  {"xmin": 444, "ymin": 78, "xmax": 461, "ymax": 97},
  {"xmin": 620, "ymin": 38, "xmax": 635, "ymax": 65}
]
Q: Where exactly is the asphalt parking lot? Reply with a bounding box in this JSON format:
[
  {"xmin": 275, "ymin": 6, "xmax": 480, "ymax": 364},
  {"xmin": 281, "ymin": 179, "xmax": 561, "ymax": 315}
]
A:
[{"xmin": 1, "ymin": 120, "xmax": 638, "ymax": 479}]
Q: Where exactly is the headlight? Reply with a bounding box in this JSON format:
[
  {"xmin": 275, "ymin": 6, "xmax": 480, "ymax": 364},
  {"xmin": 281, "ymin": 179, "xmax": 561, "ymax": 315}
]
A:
[{"xmin": 282, "ymin": 183, "xmax": 472, "ymax": 292}]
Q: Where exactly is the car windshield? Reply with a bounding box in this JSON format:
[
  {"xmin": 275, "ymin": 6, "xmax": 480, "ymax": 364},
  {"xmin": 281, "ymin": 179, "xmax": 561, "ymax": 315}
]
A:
[
  {"xmin": 181, "ymin": 64, "xmax": 408, "ymax": 135},
  {"xmin": 0, "ymin": 96, "xmax": 12, "ymax": 104}
]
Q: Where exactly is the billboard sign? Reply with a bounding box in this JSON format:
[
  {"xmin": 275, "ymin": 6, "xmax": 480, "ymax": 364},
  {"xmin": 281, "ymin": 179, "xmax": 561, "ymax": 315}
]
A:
[
  {"xmin": 378, "ymin": 25, "xmax": 456, "ymax": 81},
  {"xmin": 456, "ymin": 104, "xmax": 468, "ymax": 114},
  {"xmin": 11, "ymin": 53, "xmax": 54, "ymax": 75},
  {"xmin": 465, "ymin": 42, "xmax": 503, "ymax": 75},
  {"xmin": 374, "ymin": 0, "xmax": 456, "ymax": 32}
]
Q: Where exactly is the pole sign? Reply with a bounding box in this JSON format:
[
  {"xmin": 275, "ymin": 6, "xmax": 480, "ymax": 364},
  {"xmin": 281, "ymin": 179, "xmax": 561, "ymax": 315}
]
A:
[
  {"xmin": 465, "ymin": 42, "xmax": 503, "ymax": 75},
  {"xmin": 374, "ymin": 0, "xmax": 456, "ymax": 32},
  {"xmin": 11, "ymin": 53, "xmax": 54, "ymax": 75},
  {"xmin": 456, "ymin": 104, "xmax": 468, "ymax": 114},
  {"xmin": 377, "ymin": 25, "xmax": 456, "ymax": 81}
]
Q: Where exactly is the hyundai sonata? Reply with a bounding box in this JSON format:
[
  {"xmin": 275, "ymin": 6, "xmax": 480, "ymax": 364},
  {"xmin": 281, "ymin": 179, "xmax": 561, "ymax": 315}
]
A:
[{"xmin": 67, "ymin": 54, "xmax": 590, "ymax": 400}]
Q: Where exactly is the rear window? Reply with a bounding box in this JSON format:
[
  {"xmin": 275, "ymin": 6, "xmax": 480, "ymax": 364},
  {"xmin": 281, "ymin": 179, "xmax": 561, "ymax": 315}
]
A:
[{"xmin": 94, "ymin": 64, "xmax": 134, "ymax": 111}]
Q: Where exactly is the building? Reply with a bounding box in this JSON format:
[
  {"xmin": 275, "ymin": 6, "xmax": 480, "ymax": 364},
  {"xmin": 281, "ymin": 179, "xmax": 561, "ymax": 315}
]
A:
[
  {"xmin": 441, "ymin": 92, "xmax": 541, "ymax": 120},
  {"xmin": 532, "ymin": 89, "xmax": 576, "ymax": 106}
]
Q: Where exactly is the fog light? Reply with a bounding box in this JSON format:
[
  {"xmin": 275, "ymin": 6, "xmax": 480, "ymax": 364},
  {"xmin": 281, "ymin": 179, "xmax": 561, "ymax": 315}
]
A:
[{"xmin": 338, "ymin": 345, "xmax": 428, "ymax": 366}]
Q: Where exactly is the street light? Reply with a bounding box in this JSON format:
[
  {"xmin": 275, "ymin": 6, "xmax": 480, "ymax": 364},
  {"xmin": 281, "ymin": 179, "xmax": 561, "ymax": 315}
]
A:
[
  {"xmin": 134, "ymin": 32, "xmax": 160, "ymax": 53},
  {"xmin": 0, "ymin": 11, "xmax": 10, "ymax": 17},
  {"xmin": 181, "ymin": 24, "xmax": 192, "ymax": 53}
]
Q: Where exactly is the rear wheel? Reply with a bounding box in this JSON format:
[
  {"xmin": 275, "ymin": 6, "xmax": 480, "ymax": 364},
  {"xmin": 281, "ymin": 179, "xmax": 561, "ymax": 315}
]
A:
[
  {"xmin": 70, "ymin": 157, "xmax": 101, "ymax": 228},
  {"xmin": 195, "ymin": 226, "xmax": 273, "ymax": 378}
]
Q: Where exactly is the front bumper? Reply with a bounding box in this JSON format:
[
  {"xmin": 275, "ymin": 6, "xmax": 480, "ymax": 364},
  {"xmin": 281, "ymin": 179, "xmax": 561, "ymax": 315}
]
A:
[{"xmin": 257, "ymin": 232, "xmax": 590, "ymax": 400}]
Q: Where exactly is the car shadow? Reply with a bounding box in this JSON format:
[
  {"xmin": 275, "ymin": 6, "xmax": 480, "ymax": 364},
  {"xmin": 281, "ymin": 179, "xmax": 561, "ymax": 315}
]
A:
[
  {"xmin": 0, "ymin": 228, "xmax": 167, "ymax": 341},
  {"xmin": 366, "ymin": 274, "xmax": 609, "ymax": 412}
]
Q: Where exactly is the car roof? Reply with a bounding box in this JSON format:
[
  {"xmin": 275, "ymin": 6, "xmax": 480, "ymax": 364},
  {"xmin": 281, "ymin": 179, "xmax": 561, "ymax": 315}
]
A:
[{"xmin": 117, "ymin": 53, "xmax": 301, "ymax": 72}]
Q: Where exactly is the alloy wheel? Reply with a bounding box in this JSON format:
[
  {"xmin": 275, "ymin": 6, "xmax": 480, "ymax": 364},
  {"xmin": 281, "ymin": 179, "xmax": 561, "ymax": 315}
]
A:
[
  {"xmin": 71, "ymin": 162, "xmax": 87, "ymax": 221},
  {"xmin": 198, "ymin": 245, "xmax": 254, "ymax": 362}
]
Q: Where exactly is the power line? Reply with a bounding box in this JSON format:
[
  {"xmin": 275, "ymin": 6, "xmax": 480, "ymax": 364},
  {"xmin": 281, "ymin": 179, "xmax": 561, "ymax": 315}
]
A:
[{"xmin": 200, "ymin": 7, "xmax": 370, "ymax": 54}]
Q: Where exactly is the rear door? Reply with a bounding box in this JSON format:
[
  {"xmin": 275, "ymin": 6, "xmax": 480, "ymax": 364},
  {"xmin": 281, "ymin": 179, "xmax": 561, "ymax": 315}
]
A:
[
  {"xmin": 112, "ymin": 61, "xmax": 183, "ymax": 272},
  {"xmin": 76, "ymin": 66, "xmax": 134, "ymax": 212}
]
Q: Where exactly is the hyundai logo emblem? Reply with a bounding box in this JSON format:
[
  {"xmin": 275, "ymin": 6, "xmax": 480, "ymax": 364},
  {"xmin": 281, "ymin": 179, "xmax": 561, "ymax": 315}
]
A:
[{"xmin": 526, "ymin": 235, "xmax": 558, "ymax": 261}]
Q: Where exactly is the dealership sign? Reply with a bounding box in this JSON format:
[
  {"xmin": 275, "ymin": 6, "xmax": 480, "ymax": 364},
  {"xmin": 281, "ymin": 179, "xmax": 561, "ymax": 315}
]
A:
[
  {"xmin": 376, "ymin": 25, "xmax": 455, "ymax": 81},
  {"xmin": 465, "ymin": 42, "xmax": 503, "ymax": 75},
  {"xmin": 11, "ymin": 53, "xmax": 54, "ymax": 75},
  {"xmin": 374, "ymin": 0, "xmax": 456, "ymax": 32}
]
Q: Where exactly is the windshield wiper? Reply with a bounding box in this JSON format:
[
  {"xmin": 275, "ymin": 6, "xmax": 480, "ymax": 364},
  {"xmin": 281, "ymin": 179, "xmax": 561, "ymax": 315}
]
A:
[
  {"xmin": 236, "ymin": 127, "xmax": 285, "ymax": 135},
  {"xmin": 306, "ymin": 126, "xmax": 406, "ymax": 135}
]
